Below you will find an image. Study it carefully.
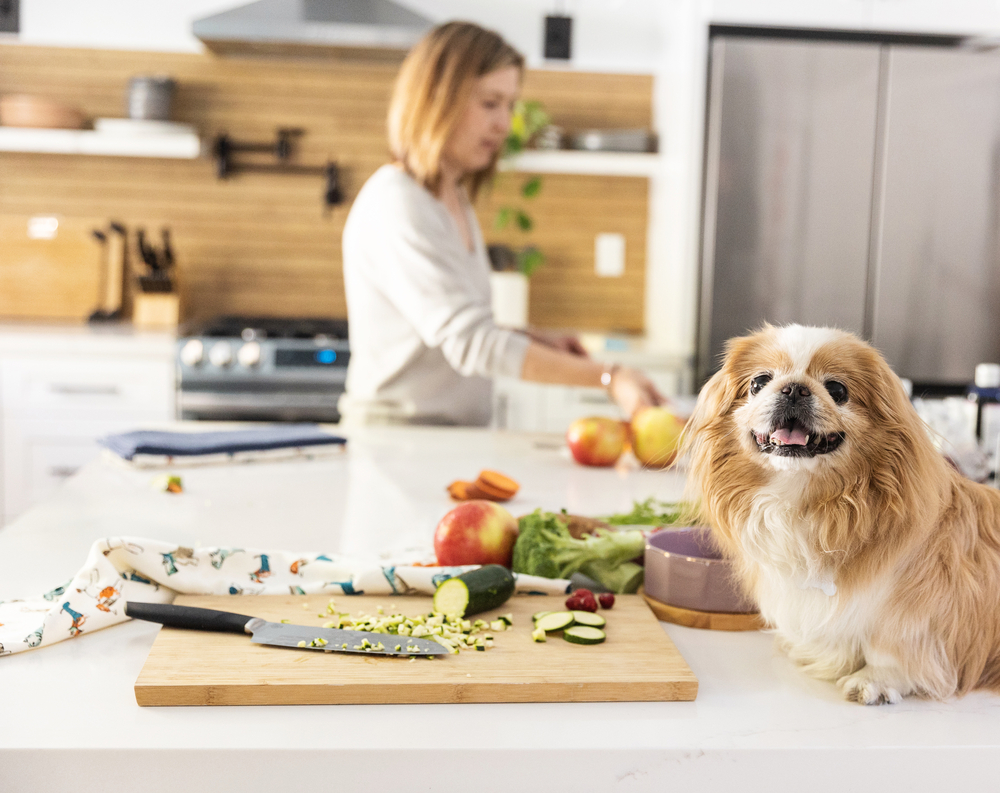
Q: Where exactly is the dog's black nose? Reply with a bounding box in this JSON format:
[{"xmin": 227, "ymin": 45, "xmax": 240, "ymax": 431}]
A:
[{"xmin": 780, "ymin": 383, "xmax": 811, "ymax": 401}]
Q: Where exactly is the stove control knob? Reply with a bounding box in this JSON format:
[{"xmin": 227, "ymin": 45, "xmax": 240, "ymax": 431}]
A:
[
  {"xmin": 209, "ymin": 341, "xmax": 234, "ymax": 368},
  {"xmin": 180, "ymin": 339, "xmax": 204, "ymax": 367},
  {"xmin": 237, "ymin": 341, "xmax": 262, "ymax": 368}
]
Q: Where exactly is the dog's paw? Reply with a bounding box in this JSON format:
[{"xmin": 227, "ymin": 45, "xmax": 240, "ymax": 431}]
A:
[{"xmin": 837, "ymin": 669, "xmax": 903, "ymax": 705}]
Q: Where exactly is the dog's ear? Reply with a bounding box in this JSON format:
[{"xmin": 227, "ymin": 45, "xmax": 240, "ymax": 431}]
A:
[
  {"xmin": 680, "ymin": 366, "xmax": 742, "ymax": 456},
  {"xmin": 869, "ymin": 352, "xmax": 919, "ymax": 429},
  {"xmin": 679, "ymin": 332, "xmax": 762, "ymax": 463}
]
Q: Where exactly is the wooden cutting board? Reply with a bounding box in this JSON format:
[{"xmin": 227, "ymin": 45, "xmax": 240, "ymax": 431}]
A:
[{"xmin": 134, "ymin": 594, "xmax": 698, "ymax": 706}]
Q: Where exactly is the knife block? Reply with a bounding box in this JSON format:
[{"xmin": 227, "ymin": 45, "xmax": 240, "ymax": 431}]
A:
[{"xmin": 133, "ymin": 292, "xmax": 179, "ymax": 329}]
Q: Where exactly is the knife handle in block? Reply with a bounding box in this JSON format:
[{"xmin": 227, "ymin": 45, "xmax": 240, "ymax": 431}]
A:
[{"xmin": 126, "ymin": 602, "xmax": 255, "ymax": 634}]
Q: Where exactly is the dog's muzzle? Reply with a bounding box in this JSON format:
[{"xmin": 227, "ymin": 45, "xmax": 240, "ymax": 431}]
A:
[{"xmin": 751, "ymin": 384, "xmax": 845, "ymax": 457}]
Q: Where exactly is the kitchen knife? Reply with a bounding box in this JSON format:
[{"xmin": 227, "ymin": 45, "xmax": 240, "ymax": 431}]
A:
[
  {"xmin": 136, "ymin": 228, "xmax": 159, "ymax": 275},
  {"xmin": 125, "ymin": 602, "xmax": 448, "ymax": 657},
  {"xmin": 160, "ymin": 227, "xmax": 175, "ymax": 271}
]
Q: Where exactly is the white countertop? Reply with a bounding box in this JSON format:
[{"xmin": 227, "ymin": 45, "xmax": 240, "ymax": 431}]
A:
[
  {"xmin": 1, "ymin": 426, "xmax": 999, "ymax": 792},
  {"xmin": 0, "ymin": 320, "xmax": 175, "ymax": 358}
]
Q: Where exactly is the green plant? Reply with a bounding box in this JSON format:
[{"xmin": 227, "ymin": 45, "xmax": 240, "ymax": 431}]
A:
[{"xmin": 493, "ymin": 100, "xmax": 550, "ymax": 277}]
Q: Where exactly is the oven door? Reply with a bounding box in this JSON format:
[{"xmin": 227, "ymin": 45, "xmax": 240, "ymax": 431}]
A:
[{"xmin": 178, "ymin": 386, "xmax": 343, "ymax": 423}]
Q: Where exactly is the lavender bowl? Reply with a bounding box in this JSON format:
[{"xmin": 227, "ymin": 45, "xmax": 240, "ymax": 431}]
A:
[{"xmin": 644, "ymin": 527, "xmax": 756, "ymax": 614}]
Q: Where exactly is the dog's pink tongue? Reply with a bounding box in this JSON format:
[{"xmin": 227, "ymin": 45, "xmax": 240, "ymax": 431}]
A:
[{"xmin": 771, "ymin": 427, "xmax": 809, "ymax": 446}]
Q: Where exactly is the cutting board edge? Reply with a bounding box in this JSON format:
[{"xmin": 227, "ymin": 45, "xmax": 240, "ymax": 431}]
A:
[{"xmin": 134, "ymin": 678, "xmax": 699, "ymax": 707}]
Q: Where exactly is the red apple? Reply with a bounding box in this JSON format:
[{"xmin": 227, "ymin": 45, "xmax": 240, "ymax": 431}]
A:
[
  {"xmin": 434, "ymin": 500, "xmax": 519, "ymax": 567},
  {"xmin": 631, "ymin": 406, "xmax": 686, "ymax": 468},
  {"xmin": 566, "ymin": 416, "xmax": 629, "ymax": 467}
]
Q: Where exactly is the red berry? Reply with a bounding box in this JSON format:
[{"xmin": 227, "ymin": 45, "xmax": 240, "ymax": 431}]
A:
[
  {"xmin": 565, "ymin": 595, "xmax": 583, "ymax": 610},
  {"xmin": 577, "ymin": 596, "xmax": 599, "ymax": 613},
  {"xmin": 599, "ymin": 593, "xmax": 615, "ymax": 609},
  {"xmin": 574, "ymin": 589, "xmax": 594, "ymax": 598}
]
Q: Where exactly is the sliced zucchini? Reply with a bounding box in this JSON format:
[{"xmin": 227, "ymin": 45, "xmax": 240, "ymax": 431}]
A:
[
  {"xmin": 432, "ymin": 565, "xmax": 515, "ymax": 618},
  {"xmin": 535, "ymin": 611, "xmax": 574, "ymax": 632},
  {"xmin": 532, "ymin": 610, "xmax": 553, "ymax": 623},
  {"xmin": 570, "ymin": 611, "xmax": 606, "ymax": 628},
  {"xmin": 563, "ymin": 626, "xmax": 606, "ymax": 645}
]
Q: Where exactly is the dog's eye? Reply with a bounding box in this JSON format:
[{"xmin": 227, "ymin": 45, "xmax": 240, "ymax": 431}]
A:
[
  {"xmin": 825, "ymin": 380, "xmax": 848, "ymax": 404},
  {"xmin": 749, "ymin": 374, "xmax": 772, "ymax": 396}
]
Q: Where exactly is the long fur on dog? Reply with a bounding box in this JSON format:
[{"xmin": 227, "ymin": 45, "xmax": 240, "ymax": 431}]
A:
[{"xmin": 681, "ymin": 324, "xmax": 1000, "ymax": 704}]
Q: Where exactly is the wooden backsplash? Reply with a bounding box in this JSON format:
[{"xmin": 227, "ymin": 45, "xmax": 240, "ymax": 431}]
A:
[{"xmin": 0, "ymin": 45, "xmax": 651, "ymax": 332}]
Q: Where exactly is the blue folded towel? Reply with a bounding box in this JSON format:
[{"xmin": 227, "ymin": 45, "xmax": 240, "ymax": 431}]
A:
[{"xmin": 99, "ymin": 425, "xmax": 346, "ymax": 461}]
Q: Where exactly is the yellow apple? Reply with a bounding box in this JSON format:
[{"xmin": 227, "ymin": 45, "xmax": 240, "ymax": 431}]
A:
[
  {"xmin": 631, "ymin": 407, "xmax": 686, "ymax": 468},
  {"xmin": 566, "ymin": 416, "xmax": 629, "ymax": 467}
]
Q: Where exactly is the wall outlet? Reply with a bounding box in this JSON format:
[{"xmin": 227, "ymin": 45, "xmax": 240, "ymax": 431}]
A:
[
  {"xmin": 595, "ymin": 233, "xmax": 625, "ymax": 277},
  {"xmin": 27, "ymin": 216, "xmax": 59, "ymax": 240}
]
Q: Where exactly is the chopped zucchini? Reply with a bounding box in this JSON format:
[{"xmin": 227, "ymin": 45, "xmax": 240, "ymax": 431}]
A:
[
  {"xmin": 570, "ymin": 611, "xmax": 606, "ymax": 628},
  {"xmin": 532, "ymin": 610, "xmax": 553, "ymax": 623},
  {"xmin": 531, "ymin": 626, "xmax": 547, "ymax": 642},
  {"xmin": 432, "ymin": 565, "xmax": 515, "ymax": 617},
  {"xmin": 563, "ymin": 625, "xmax": 606, "ymax": 645},
  {"xmin": 535, "ymin": 611, "xmax": 575, "ymax": 632}
]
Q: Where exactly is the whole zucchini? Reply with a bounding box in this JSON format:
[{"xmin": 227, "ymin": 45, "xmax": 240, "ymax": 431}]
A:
[{"xmin": 433, "ymin": 565, "xmax": 515, "ymax": 617}]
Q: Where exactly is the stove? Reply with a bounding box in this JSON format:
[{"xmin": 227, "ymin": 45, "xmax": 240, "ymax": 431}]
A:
[{"xmin": 177, "ymin": 316, "xmax": 350, "ymax": 423}]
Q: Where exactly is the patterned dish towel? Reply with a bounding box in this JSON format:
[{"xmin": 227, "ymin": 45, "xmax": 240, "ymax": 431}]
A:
[
  {"xmin": 98, "ymin": 426, "xmax": 347, "ymax": 468},
  {"xmin": 0, "ymin": 537, "xmax": 569, "ymax": 657}
]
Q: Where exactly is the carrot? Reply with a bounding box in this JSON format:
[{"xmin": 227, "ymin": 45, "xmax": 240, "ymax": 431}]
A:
[
  {"xmin": 447, "ymin": 481, "xmax": 477, "ymax": 500},
  {"xmin": 475, "ymin": 470, "xmax": 519, "ymax": 499},
  {"xmin": 448, "ymin": 471, "xmax": 518, "ymax": 502}
]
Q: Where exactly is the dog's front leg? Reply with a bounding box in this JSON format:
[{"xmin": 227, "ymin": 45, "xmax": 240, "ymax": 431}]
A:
[
  {"xmin": 777, "ymin": 635, "xmax": 861, "ymax": 681},
  {"xmin": 837, "ymin": 653, "xmax": 913, "ymax": 705}
]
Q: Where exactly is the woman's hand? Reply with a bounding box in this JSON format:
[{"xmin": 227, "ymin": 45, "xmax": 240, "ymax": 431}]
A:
[
  {"xmin": 519, "ymin": 343, "xmax": 666, "ymax": 419},
  {"xmin": 608, "ymin": 366, "xmax": 666, "ymax": 418}
]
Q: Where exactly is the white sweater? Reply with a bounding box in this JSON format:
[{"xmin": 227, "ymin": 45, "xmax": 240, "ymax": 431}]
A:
[{"xmin": 339, "ymin": 165, "xmax": 530, "ymax": 427}]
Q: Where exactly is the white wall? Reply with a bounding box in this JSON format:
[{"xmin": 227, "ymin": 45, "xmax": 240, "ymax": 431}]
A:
[
  {"xmin": 18, "ymin": 0, "xmax": 235, "ymax": 53},
  {"xmin": 16, "ymin": 0, "xmax": 666, "ymax": 73}
]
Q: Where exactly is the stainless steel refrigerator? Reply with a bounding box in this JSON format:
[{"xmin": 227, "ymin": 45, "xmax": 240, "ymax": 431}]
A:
[{"xmin": 698, "ymin": 29, "xmax": 1000, "ymax": 388}]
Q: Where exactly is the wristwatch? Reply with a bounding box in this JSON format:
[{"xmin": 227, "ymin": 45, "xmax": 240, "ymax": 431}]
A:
[{"xmin": 600, "ymin": 363, "xmax": 620, "ymax": 392}]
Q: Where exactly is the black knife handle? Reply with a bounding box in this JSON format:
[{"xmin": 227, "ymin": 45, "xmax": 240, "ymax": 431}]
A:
[{"xmin": 125, "ymin": 602, "xmax": 255, "ymax": 634}]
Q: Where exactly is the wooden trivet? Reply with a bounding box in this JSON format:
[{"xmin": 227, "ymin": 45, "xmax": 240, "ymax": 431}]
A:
[{"xmin": 641, "ymin": 588, "xmax": 766, "ymax": 632}]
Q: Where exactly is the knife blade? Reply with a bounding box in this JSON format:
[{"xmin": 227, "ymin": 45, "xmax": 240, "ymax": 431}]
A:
[{"xmin": 125, "ymin": 602, "xmax": 448, "ymax": 656}]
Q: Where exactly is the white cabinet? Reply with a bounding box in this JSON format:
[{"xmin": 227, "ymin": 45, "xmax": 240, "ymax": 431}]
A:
[
  {"xmin": 493, "ymin": 380, "xmax": 620, "ymax": 433},
  {"xmin": 1, "ymin": 358, "xmax": 173, "ymax": 417},
  {"xmin": 0, "ymin": 326, "xmax": 175, "ymax": 525}
]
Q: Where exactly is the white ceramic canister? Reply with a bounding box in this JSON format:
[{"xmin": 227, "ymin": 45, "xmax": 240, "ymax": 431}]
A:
[{"xmin": 489, "ymin": 271, "xmax": 529, "ymax": 330}]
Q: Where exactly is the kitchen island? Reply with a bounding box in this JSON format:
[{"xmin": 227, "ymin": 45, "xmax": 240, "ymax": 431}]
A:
[{"xmin": 1, "ymin": 426, "xmax": 998, "ymax": 792}]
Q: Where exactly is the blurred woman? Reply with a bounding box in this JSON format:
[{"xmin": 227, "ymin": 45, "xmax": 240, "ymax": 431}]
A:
[{"xmin": 340, "ymin": 21, "xmax": 664, "ymax": 426}]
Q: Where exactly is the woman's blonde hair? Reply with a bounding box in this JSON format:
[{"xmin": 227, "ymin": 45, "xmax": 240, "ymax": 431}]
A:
[{"xmin": 388, "ymin": 21, "xmax": 524, "ymax": 199}]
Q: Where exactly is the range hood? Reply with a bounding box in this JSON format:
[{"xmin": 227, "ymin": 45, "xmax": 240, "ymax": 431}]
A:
[{"xmin": 193, "ymin": 0, "xmax": 435, "ymax": 59}]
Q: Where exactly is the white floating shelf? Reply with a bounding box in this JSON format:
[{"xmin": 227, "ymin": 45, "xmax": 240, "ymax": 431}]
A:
[
  {"xmin": 500, "ymin": 150, "xmax": 663, "ymax": 178},
  {"xmin": 0, "ymin": 127, "xmax": 202, "ymax": 159}
]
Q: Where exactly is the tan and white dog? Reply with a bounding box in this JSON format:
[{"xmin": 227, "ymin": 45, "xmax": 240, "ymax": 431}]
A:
[{"xmin": 682, "ymin": 323, "xmax": 1000, "ymax": 704}]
